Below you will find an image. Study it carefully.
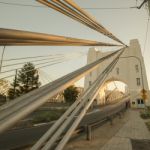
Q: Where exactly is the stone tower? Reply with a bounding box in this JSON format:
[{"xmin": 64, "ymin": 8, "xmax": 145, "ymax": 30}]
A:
[{"xmin": 84, "ymin": 39, "xmax": 150, "ymax": 108}]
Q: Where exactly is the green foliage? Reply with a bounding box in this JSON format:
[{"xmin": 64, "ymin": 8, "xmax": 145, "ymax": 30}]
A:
[
  {"xmin": 140, "ymin": 109, "xmax": 150, "ymax": 119},
  {"xmin": 0, "ymin": 79, "xmax": 10, "ymax": 95},
  {"xmin": 63, "ymin": 85, "xmax": 79, "ymax": 103},
  {"xmin": 8, "ymin": 62, "xmax": 41, "ymax": 100},
  {"xmin": 0, "ymin": 94, "xmax": 6, "ymax": 105},
  {"xmin": 146, "ymin": 121, "xmax": 150, "ymax": 131},
  {"xmin": 32, "ymin": 109, "xmax": 66, "ymax": 124}
]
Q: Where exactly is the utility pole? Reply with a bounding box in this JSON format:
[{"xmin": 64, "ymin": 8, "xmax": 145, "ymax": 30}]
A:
[
  {"xmin": 14, "ymin": 69, "xmax": 18, "ymax": 98},
  {"xmin": 0, "ymin": 46, "xmax": 6, "ymax": 73}
]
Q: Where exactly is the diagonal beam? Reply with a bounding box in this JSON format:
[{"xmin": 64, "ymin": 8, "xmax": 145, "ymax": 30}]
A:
[{"xmin": 0, "ymin": 28, "xmax": 120, "ymax": 46}]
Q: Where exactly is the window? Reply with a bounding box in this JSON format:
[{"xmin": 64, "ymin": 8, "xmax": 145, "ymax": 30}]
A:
[
  {"xmin": 137, "ymin": 99, "xmax": 141, "ymax": 104},
  {"xmin": 135, "ymin": 64, "xmax": 139, "ymax": 73},
  {"xmin": 116, "ymin": 67, "xmax": 119, "ymax": 75},
  {"xmin": 141, "ymin": 100, "xmax": 144, "ymax": 104},
  {"xmin": 137, "ymin": 99, "xmax": 144, "ymax": 104},
  {"xmin": 136, "ymin": 78, "xmax": 141, "ymax": 86},
  {"xmin": 89, "ymin": 81, "xmax": 92, "ymax": 86}
]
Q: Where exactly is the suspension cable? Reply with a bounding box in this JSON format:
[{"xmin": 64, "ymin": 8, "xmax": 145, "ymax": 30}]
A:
[
  {"xmin": 37, "ymin": 0, "xmax": 125, "ymax": 45},
  {"xmin": 3, "ymin": 53, "xmax": 63, "ymax": 62},
  {"xmin": 0, "ymin": 1, "xmax": 138, "ymax": 10},
  {"xmin": 0, "ymin": 53, "xmax": 85, "ymax": 80},
  {"xmin": 2, "ymin": 55, "xmax": 65, "ymax": 68}
]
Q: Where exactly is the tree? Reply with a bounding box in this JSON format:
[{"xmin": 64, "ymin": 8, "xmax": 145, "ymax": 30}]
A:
[
  {"xmin": 8, "ymin": 62, "xmax": 41, "ymax": 100},
  {"xmin": 63, "ymin": 85, "xmax": 79, "ymax": 103},
  {"xmin": 0, "ymin": 79, "xmax": 10, "ymax": 96},
  {"xmin": 0, "ymin": 94, "xmax": 6, "ymax": 106}
]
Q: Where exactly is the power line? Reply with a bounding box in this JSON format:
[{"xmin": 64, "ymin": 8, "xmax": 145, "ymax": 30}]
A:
[
  {"xmin": 0, "ymin": 58, "xmax": 67, "ymax": 79},
  {"xmin": 2, "ymin": 56, "xmax": 65, "ymax": 68},
  {"xmin": 0, "ymin": 1, "xmax": 45, "ymax": 8},
  {"xmin": 0, "ymin": 59, "xmax": 66, "ymax": 80},
  {"xmin": 0, "ymin": 57, "xmax": 67, "ymax": 74},
  {"xmin": 0, "ymin": 53, "xmax": 85, "ymax": 79},
  {"xmin": 3, "ymin": 54, "xmax": 63, "ymax": 62},
  {"xmin": 0, "ymin": 1, "xmax": 138, "ymax": 10},
  {"xmin": 83, "ymin": 7, "xmax": 138, "ymax": 10},
  {"xmin": 1, "ymin": 52, "xmax": 85, "ymax": 68},
  {"xmin": 143, "ymin": 16, "xmax": 150, "ymax": 55}
]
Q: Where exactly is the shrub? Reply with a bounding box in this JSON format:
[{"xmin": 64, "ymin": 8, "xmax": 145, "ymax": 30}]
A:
[
  {"xmin": 140, "ymin": 109, "xmax": 150, "ymax": 119},
  {"xmin": 32, "ymin": 109, "xmax": 66, "ymax": 124},
  {"xmin": 146, "ymin": 122, "xmax": 150, "ymax": 131}
]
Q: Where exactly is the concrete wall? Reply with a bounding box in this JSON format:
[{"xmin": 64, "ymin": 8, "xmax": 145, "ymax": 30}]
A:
[{"xmin": 84, "ymin": 39, "xmax": 150, "ymax": 108}]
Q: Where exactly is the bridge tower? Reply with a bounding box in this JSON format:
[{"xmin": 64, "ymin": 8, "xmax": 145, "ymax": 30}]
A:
[{"xmin": 84, "ymin": 39, "xmax": 150, "ymax": 108}]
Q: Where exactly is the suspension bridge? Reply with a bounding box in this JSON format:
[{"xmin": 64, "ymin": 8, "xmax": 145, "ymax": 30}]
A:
[{"xmin": 0, "ymin": 0, "xmax": 150, "ymax": 150}]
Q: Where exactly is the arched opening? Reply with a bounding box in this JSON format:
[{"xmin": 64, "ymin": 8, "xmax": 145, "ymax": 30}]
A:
[{"xmin": 96, "ymin": 78, "xmax": 129, "ymax": 106}]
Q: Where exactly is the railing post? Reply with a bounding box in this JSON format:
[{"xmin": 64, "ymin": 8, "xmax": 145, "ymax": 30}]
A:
[
  {"xmin": 86, "ymin": 125, "xmax": 92, "ymax": 141},
  {"xmin": 14, "ymin": 69, "xmax": 18, "ymax": 98},
  {"xmin": 107, "ymin": 116, "xmax": 113, "ymax": 125},
  {"xmin": 118, "ymin": 112, "xmax": 122, "ymax": 119}
]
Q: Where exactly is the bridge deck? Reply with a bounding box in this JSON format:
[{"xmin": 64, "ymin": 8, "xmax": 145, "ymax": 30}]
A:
[{"xmin": 65, "ymin": 110, "xmax": 150, "ymax": 150}]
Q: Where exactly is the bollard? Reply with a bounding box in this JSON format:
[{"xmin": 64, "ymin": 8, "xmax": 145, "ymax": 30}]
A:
[
  {"xmin": 86, "ymin": 125, "xmax": 92, "ymax": 141},
  {"xmin": 107, "ymin": 116, "xmax": 113, "ymax": 125},
  {"xmin": 118, "ymin": 112, "xmax": 122, "ymax": 119}
]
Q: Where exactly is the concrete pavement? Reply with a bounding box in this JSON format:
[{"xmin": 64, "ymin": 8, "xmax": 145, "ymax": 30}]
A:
[
  {"xmin": 65, "ymin": 109, "xmax": 150, "ymax": 150},
  {"xmin": 100, "ymin": 110, "xmax": 150, "ymax": 150}
]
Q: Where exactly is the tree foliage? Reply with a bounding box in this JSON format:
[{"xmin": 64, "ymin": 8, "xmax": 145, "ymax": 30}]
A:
[
  {"xmin": 0, "ymin": 79, "xmax": 10, "ymax": 96},
  {"xmin": 0, "ymin": 94, "xmax": 6, "ymax": 105},
  {"xmin": 8, "ymin": 62, "xmax": 41, "ymax": 100},
  {"xmin": 63, "ymin": 85, "xmax": 79, "ymax": 103}
]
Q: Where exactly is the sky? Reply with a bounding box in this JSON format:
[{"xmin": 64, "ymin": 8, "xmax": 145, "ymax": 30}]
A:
[{"xmin": 0, "ymin": 0, "xmax": 150, "ymax": 89}]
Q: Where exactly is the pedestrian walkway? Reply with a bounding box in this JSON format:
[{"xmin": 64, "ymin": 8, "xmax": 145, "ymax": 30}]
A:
[{"xmin": 100, "ymin": 110, "xmax": 150, "ymax": 150}]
